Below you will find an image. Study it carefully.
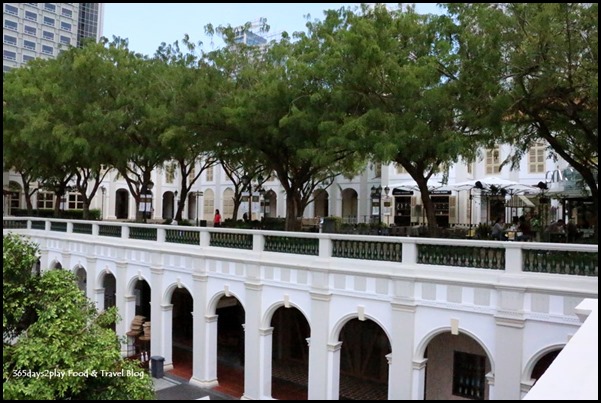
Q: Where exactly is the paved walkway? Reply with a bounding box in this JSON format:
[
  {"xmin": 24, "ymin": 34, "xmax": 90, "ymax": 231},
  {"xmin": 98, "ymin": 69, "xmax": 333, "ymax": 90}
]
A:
[{"xmin": 154, "ymin": 374, "xmax": 237, "ymax": 400}]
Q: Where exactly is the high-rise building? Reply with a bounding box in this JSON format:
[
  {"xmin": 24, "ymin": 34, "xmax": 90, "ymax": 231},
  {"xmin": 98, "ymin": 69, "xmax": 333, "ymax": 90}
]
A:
[{"xmin": 3, "ymin": 3, "xmax": 104, "ymax": 73}]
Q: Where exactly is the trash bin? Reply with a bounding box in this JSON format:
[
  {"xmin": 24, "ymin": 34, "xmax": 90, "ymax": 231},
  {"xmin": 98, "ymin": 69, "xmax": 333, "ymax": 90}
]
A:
[
  {"xmin": 150, "ymin": 356, "xmax": 165, "ymax": 378},
  {"xmin": 200, "ymin": 220, "xmax": 207, "ymax": 227}
]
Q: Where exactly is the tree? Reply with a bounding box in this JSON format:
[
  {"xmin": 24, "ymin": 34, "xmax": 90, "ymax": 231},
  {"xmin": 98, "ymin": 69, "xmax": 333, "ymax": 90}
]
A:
[
  {"xmin": 210, "ymin": 22, "xmax": 363, "ymax": 230},
  {"xmin": 448, "ymin": 3, "xmax": 598, "ymax": 217},
  {"xmin": 313, "ymin": 4, "xmax": 476, "ymax": 229},
  {"xmin": 3, "ymin": 234, "xmax": 154, "ymax": 400}
]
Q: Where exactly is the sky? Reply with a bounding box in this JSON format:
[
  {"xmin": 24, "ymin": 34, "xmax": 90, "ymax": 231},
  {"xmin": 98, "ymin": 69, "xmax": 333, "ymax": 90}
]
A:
[{"xmin": 102, "ymin": 3, "xmax": 443, "ymax": 57}]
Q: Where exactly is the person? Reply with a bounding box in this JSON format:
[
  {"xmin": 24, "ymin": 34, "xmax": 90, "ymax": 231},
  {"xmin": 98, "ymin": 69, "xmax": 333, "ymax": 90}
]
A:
[
  {"xmin": 491, "ymin": 217, "xmax": 506, "ymax": 240},
  {"xmin": 242, "ymin": 212, "xmax": 249, "ymax": 222},
  {"xmin": 547, "ymin": 219, "xmax": 566, "ymax": 233},
  {"xmin": 213, "ymin": 209, "xmax": 222, "ymax": 227},
  {"xmin": 516, "ymin": 214, "xmax": 533, "ymax": 241}
]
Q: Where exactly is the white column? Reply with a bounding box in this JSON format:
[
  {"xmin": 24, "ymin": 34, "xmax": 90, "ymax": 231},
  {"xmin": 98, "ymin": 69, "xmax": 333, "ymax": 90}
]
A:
[
  {"xmin": 308, "ymin": 290, "xmax": 331, "ymax": 400},
  {"xmin": 85, "ymin": 257, "xmax": 97, "ymax": 302},
  {"xmin": 411, "ymin": 359, "xmax": 427, "ymax": 400},
  {"xmin": 390, "ymin": 301, "xmax": 417, "ymax": 400},
  {"xmin": 258, "ymin": 327, "xmax": 274, "ymax": 399},
  {"xmin": 115, "ymin": 261, "xmax": 129, "ymax": 342},
  {"xmin": 493, "ymin": 285, "xmax": 525, "ymax": 400},
  {"xmin": 242, "ymin": 281, "xmax": 263, "ymax": 400},
  {"xmin": 94, "ymin": 288, "xmax": 105, "ymax": 311},
  {"xmin": 150, "ymin": 266, "xmax": 165, "ymax": 358},
  {"xmin": 160, "ymin": 303, "xmax": 174, "ymax": 371},
  {"xmin": 325, "ymin": 341, "xmax": 342, "ymax": 400}
]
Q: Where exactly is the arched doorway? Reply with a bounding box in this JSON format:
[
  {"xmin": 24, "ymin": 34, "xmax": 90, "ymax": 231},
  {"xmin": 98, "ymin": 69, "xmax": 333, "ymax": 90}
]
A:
[
  {"xmin": 531, "ymin": 349, "xmax": 561, "ymax": 383},
  {"xmin": 103, "ymin": 273, "xmax": 116, "ymax": 310},
  {"xmin": 115, "ymin": 189, "xmax": 129, "ymax": 219},
  {"xmin": 8, "ymin": 181, "xmax": 22, "ymax": 214},
  {"xmin": 215, "ymin": 296, "xmax": 245, "ymax": 399},
  {"xmin": 162, "ymin": 191, "xmax": 175, "ymax": 220},
  {"xmin": 271, "ymin": 307, "xmax": 310, "ymax": 400},
  {"xmin": 74, "ymin": 266, "xmax": 87, "ymax": 295},
  {"xmin": 264, "ymin": 190, "xmax": 277, "ymax": 218},
  {"xmin": 338, "ymin": 318, "xmax": 391, "ymax": 400},
  {"xmin": 341, "ymin": 188, "xmax": 359, "ymax": 223},
  {"xmin": 313, "ymin": 189, "xmax": 329, "ymax": 217},
  {"xmin": 171, "ymin": 287, "xmax": 193, "ymax": 379},
  {"xmin": 424, "ymin": 332, "xmax": 491, "ymax": 400}
]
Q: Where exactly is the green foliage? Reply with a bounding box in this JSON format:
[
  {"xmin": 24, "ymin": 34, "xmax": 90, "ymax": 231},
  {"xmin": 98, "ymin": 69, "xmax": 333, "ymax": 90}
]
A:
[{"xmin": 3, "ymin": 234, "xmax": 154, "ymax": 400}]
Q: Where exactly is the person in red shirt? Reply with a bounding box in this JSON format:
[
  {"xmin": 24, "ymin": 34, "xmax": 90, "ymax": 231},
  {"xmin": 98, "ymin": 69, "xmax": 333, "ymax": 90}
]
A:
[{"xmin": 213, "ymin": 209, "xmax": 222, "ymax": 227}]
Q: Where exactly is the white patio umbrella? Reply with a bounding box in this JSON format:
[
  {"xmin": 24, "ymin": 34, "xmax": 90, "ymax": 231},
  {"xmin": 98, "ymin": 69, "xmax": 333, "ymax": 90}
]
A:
[
  {"xmin": 440, "ymin": 176, "xmax": 540, "ymax": 194},
  {"xmin": 388, "ymin": 179, "xmax": 447, "ymax": 192}
]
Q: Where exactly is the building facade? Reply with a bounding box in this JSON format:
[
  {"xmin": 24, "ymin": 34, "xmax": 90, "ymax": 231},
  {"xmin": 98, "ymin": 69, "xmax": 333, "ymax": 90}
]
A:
[{"xmin": 3, "ymin": 3, "xmax": 104, "ymax": 73}]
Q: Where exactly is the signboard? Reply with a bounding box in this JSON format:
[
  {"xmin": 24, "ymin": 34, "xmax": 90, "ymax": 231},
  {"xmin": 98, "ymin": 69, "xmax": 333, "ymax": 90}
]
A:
[
  {"xmin": 372, "ymin": 206, "xmax": 380, "ymax": 216},
  {"xmin": 392, "ymin": 189, "xmax": 414, "ymax": 196}
]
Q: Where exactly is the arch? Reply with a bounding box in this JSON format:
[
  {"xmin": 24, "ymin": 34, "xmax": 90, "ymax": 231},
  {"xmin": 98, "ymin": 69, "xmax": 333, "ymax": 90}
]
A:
[
  {"xmin": 522, "ymin": 343, "xmax": 564, "ymax": 383},
  {"xmin": 49, "ymin": 259, "xmax": 63, "ymax": 270},
  {"xmin": 313, "ymin": 189, "xmax": 329, "ymax": 217},
  {"xmin": 414, "ymin": 326, "xmax": 494, "ymax": 371},
  {"xmin": 95, "ymin": 267, "xmax": 116, "ymax": 289},
  {"xmin": 162, "ymin": 191, "xmax": 175, "ymax": 220},
  {"xmin": 162, "ymin": 281, "xmax": 193, "ymax": 306},
  {"xmin": 264, "ymin": 189, "xmax": 277, "ymax": 218},
  {"xmin": 170, "ymin": 286, "xmax": 194, "ymax": 379},
  {"xmin": 73, "ymin": 265, "xmax": 87, "ymax": 293},
  {"xmin": 262, "ymin": 300, "xmax": 311, "ymax": 330},
  {"xmin": 127, "ymin": 273, "xmax": 150, "ymax": 296},
  {"xmin": 341, "ymin": 188, "xmax": 358, "ymax": 223},
  {"xmin": 329, "ymin": 312, "xmax": 392, "ymax": 345},
  {"xmin": 115, "ymin": 188, "xmax": 130, "ymax": 219},
  {"xmin": 207, "ymin": 290, "xmax": 245, "ymax": 315}
]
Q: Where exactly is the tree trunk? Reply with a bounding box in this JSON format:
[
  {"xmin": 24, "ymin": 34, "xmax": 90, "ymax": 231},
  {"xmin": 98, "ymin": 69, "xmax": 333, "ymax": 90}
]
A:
[
  {"xmin": 82, "ymin": 201, "xmax": 90, "ymax": 220},
  {"xmin": 285, "ymin": 194, "xmax": 301, "ymax": 231}
]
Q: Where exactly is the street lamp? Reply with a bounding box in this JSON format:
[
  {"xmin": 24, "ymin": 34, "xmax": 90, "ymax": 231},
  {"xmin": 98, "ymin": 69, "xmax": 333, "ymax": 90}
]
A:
[
  {"xmin": 173, "ymin": 190, "xmax": 178, "ymax": 219},
  {"xmin": 142, "ymin": 180, "xmax": 154, "ymax": 223},
  {"xmin": 257, "ymin": 185, "xmax": 266, "ymax": 219},
  {"xmin": 371, "ymin": 185, "xmax": 382, "ymax": 225},
  {"xmin": 195, "ymin": 190, "xmax": 203, "ymax": 226},
  {"xmin": 241, "ymin": 174, "xmax": 251, "ymax": 220},
  {"xmin": 100, "ymin": 185, "xmax": 106, "ymax": 221}
]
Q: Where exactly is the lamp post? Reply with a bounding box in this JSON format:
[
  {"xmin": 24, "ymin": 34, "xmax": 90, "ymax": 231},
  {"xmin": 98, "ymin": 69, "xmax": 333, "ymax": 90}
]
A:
[
  {"xmin": 371, "ymin": 185, "xmax": 382, "ymax": 225},
  {"xmin": 195, "ymin": 190, "xmax": 203, "ymax": 226},
  {"xmin": 173, "ymin": 190, "xmax": 178, "ymax": 220},
  {"xmin": 141, "ymin": 180, "xmax": 154, "ymax": 223},
  {"xmin": 241, "ymin": 174, "xmax": 251, "ymax": 220},
  {"xmin": 383, "ymin": 186, "xmax": 390, "ymax": 225},
  {"xmin": 100, "ymin": 185, "xmax": 106, "ymax": 221},
  {"xmin": 257, "ymin": 185, "xmax": 266, "ymax": 220}
]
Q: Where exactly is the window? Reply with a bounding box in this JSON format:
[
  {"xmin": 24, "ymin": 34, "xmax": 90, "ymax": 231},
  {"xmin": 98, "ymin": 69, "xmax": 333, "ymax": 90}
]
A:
[
  {"xmin": 4, "ymin": 4, "xmax": 19, "ymax": 15},
  {"xmin": 61, "ymin": 7, "xmax": 72, "ymax": 18},
  {"xmin": 59, "ymin": 35, "xmax": 71, "ymax": 45},
  {"xmin": 68, "ymin": 193, "xmax": 84, "ymax": 210},
  {"xmin": 395, "ymin": 163, "xmax": 407, "ymax": 174},
  {"xmin": 43, "ymin": 30, "xmax": 54, "ymax": 40},
  {"xmin": 24, "ymin": 40, "xmax": 36, "ymax": 50},
  {"xmin": 10, "ymin": 191, "xmax": 21, "ymax": 209},
  {"xmin": 4, "ymin": 35, "xmax": 17, "ymax": 46},
  {"xmin": 43, "ymin": 16, "xmax": 54, "ymax": 26},
  {"xmin": 4, "ymin": 20, "xmax": 18, "ymax": 31},
  {"xmin": 3, "ymin": 50, "xmax": 17, "ymax": 61},
  {"xmin": 374, "ymin": 163, "xmax": 382, "ymax": 178},
  {"xmin": 42, "ymin": 45, "xmax": 53, "ymax": 55},
  {"xmin": 25, "ymin": 10, "xmax": 37, "ymax": 21},
  {"xmin": 165, "ymin": 163, "xmax": 176, "ymax": 184},
  {"xmin": 206, "ymin": 166, "xmax": 214, "ymax": 182},
  {"xmin": 485, "ymin": 147, "xmax": 501, "ymax": 175},
  {"xmin": 23, "ymin": 54, "xmax": 35, "ymax": 63},
  {"xmin": 24, "ymin": 25, "xmax": 37, "ymax": 36},
  {"xmin": 467, "ymin": 161, "xmax": 474, "ymax": 175},
  {"xmin": 529, "ymin": 142, "xmax": 546, "ymax": 174},
  {"xmin": 44, "ymin": 3, "xmax": 56, "ymax": 12},
  {"xmin": 60, "ymin": 21, "xmax": 71, "ymax": 32},
  {"xmin": 38, "ymin": 192, "xmax": 54, "ymax": 209},
  {"xmin": 223, "ymin": 189, "xmax": 234, "ymax": 218},
  {"xmin": 453, "ymin": 351, "xmax": 485, "ymax": 400}
]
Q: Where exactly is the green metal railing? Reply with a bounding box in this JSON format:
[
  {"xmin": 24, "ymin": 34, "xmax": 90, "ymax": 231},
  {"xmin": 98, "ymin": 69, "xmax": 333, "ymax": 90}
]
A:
[
  {"xmin": 73, "ymin": 223, "xmax": 93, "ymax": 234},
  {"xmin": 333, "ymin": 240, "xmax": 402, "ymax": 262},
  {"xmin": 31, "ymin": 220, "xmax": 46, "ymax": 230},
  {"xmin": 98, "ymin": 224, "xmax": 122, "ymax": 238},
  {"xmin": 417, "ymin": 245, "xmax": 505, "ymax": 270},
  {"xmin": 3, "ymin": 219, "xmax": 27, "ymax": 229},
  {"xmin": 210, "ymin": 232, "xmax": 253, "ymax": 249},
  {"xmin": 264, "ymin": 236, "xmax": 319, "ymax": 255},
  {"xmin": 50, "ymin": 222, "xmax": 67, "ymax": 232},
  {"xmin": 166, "ymin": 229, "xmax": 200, "ymax": 245},
  {"xmin": 129, "ymin": 227, "xmax": 157, "ymax": 241},
  {"xmin": 524, "ymin": 250, "xmax": 598, "ymax": 276}
]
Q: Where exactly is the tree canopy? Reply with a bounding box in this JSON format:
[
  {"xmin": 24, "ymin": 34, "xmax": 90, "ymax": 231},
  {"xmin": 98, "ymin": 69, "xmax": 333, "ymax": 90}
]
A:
[{"xmin": 3, "ymin": 234, "xmax": 154, "ymax": 400}]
